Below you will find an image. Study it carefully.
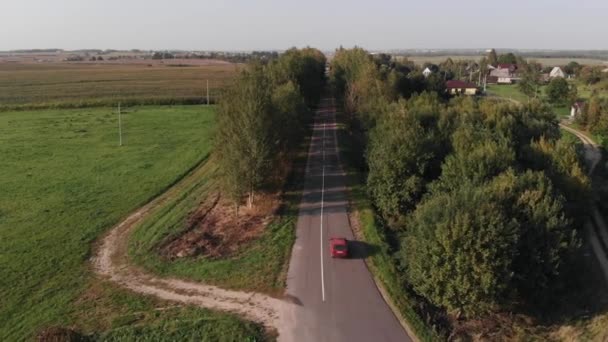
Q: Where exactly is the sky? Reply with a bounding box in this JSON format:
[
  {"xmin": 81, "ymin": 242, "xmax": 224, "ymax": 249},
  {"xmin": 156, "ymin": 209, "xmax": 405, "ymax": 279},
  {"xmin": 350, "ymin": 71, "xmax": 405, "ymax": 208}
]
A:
[{"xmin": 1, "ymin": 0, "xmax": 607, "ymax": 51}]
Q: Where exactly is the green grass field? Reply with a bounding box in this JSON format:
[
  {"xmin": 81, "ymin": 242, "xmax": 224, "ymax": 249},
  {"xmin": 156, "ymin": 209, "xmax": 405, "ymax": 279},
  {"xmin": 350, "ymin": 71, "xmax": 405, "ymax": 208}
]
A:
[
  {"xmin": 0, "ymin": 105, "xmax": 265, "ymax": 340},
  {"xmin": 486, "ymin": 84, "xmax": 572, "ymax": 118},
  {"xmin": 0, "ymin": 63, "xmax": 238, "ymax": 110},
  {"xmin": 93, "ymin": 306, "xmax": 264, "ymax": 342},
  {"xmin": 486, "ymin": 84, "xmax": 532, "ymax": 103}
]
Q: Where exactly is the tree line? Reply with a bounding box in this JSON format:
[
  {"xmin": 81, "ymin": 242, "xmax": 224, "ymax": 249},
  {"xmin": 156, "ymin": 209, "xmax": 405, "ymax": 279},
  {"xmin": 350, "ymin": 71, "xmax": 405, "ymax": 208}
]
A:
[
  {"xmin": 330, "ymin": 48, "xmax": 590, "ymax": 322},
  {"xmin": 216, "ymin": 47, "xmax": 326, "ymax": 212}
]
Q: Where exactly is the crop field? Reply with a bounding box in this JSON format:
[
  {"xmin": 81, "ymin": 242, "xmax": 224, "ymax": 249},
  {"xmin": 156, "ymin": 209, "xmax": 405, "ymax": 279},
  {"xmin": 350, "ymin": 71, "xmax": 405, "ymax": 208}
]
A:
[
  {"xmin": 0, "ymin": 105, "xmax": 264, "ymax": 340},
  {"xmin": 400, "ymin": 55, "xmax": 608, "ymax": 67},
  {"xmin": 0, "ymin": 62, "xmax": 239, "ymax": 109}
]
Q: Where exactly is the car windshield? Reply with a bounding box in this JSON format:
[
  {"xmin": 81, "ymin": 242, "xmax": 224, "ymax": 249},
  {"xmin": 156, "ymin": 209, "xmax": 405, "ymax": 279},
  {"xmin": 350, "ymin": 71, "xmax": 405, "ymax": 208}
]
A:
[{"xmin": 334, "ymin": 244, "xmax": 347, "ymax": 251}]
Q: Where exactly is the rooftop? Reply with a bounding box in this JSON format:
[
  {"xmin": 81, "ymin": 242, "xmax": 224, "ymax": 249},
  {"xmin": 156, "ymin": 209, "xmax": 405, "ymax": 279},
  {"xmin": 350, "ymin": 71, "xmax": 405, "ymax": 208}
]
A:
[{"xmin": 446, "ymin": 80, "xmax": 478, "ymax": 89}]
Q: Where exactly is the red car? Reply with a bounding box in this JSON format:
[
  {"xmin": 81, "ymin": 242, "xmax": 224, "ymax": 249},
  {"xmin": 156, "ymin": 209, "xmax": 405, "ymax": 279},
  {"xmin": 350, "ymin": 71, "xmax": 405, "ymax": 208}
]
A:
[{"xmin": 329, "ymin": 237, "xmax": 349, "ymax": 258}]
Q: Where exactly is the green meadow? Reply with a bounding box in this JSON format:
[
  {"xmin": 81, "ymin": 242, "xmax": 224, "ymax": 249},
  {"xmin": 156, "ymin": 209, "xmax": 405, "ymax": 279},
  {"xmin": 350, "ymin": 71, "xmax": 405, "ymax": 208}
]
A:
[{"xmin": 0, "ymin": 105, "xmax": 265, "ymax": 340}]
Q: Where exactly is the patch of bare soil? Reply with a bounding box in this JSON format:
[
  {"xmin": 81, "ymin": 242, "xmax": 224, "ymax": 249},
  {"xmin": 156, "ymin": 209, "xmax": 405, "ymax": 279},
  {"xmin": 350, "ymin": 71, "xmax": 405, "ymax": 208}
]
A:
[
  {"xmin": 160, "ymin": 193, "xmax": 280, "ymax": 259},
  {"xmin": 36, "ymin": 327, "xmax": 84, "ymax": 342},
  {"xmin": 448, "ymin": 313, "xmax": 531, "ymax": 341}
]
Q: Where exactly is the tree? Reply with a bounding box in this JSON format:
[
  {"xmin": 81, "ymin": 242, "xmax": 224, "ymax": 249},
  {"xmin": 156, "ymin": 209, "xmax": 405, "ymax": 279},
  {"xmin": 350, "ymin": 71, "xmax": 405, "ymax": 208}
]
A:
[
  {"xmin": 563, "ymin": 61, "xmax": 581, "ymax": 76},
  {"xmin": 487, "ymin": 49, "xmax": 498, "ymax": 67},
  {"xmin": 273, "ymin": 47, "xmax": 327, "ymax": 107},
  {"xmin": 545, "ymin": 77, "xmax": 577, "ymax": 106},
  {"xmin": 585, "ymin": 96, "xmax": 604, "ymax": 132},
  {"xmin": 271, "ymin": 81, "xmax": 309, "ymax": 151},
  {"xmin": 425, "ymin": 73, "xmax": 447, "ymax": 95},
  {"xmin": 330, "ymin": 47, "xmax": 373, "ymax": 98},
  {"xmin": 579, "ymin": 66, "xmax": 603, "ymax": 85},
  {"xmin": 216, "ymin": 66, "xmax": 276, "ymax": 211},
  {"xmin": 366, "ymin": 101, "xmax": 441, "ymax": 226},
  {"xmin": 497, "ymin": 52, "xmax": 517, "ymax": 65},
  {"xmin": 404, "ymin": 168, "xmax": 579, "ymax": 316},
  {"xmin": 478, "ymin": 56, "xmax": 489, "ymax": 86},
  {"xmin": 403, "ymin": 183, "xmax": 519, "ymax": 316},
  {"xmin": 592, "ymin": 98, "xmax": 608, "ymax": 135},
  {"xmin": 432, "ymin": 127, "xmax": 515, "ymax": 193},
  {"xmin": 488, "ymin": 170, "xmax": 578, "ymax": 301},
  {"xmin": 524, "ymin": 137, "xmax": 590, "ymax": 223},
  {"xmin": 518, "ymin": 63, "xmax": 542, "ymax": 99}
]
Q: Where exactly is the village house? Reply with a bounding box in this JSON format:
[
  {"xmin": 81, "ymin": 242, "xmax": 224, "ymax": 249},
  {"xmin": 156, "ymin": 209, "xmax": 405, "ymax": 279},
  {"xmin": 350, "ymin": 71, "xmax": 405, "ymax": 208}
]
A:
[
  {"xmin": 422, "ymin": 67, "xmax": 432, "ymax": 78},
  {"xmin": 446, "ymin": 80, "xmax": 479, "ymax": 96},
  {"xmin": 549, "ymin": 66, "xmax": 565, "ymax": 78},
  {"xmin": 487, "ymin": 63, "xmax": 519, "ymax": 84},
  {"xmin": 497, "ymin": 63, "xmax": 517, "ymax": 73},
  {"xmin": 571, "ymin": 101, "xmax": 585, "ymax": 118}
]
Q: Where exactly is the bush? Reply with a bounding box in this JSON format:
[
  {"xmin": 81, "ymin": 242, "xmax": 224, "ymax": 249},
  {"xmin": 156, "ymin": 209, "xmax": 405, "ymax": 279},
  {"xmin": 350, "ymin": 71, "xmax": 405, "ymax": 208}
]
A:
[
  {"xmin": 403, "ymin": 183, "xmax": 518, "ymax": 316},
  {"xmin": 545, "ymin": 77, "xmax": 577, "ymax": 106}
]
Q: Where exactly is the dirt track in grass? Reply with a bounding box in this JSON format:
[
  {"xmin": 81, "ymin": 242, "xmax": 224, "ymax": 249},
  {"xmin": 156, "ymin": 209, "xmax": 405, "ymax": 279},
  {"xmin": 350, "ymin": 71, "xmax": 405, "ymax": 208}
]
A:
[{"xmin": 90, "ymin": 163, "xmax": 289, "ymax": 334}]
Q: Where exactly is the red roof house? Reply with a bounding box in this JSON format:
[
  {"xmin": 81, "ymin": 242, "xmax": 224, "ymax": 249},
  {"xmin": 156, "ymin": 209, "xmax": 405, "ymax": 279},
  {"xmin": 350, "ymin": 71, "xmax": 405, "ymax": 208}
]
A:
[{"xmin": 446, "ymin": 80, "xmax": 479, "ymax": 95}]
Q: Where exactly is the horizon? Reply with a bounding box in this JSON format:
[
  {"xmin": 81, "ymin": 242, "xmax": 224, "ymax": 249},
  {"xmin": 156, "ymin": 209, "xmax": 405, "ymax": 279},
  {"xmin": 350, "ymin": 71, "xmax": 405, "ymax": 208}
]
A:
[{"xmin": 4, "ymin": 47, "xmax": 608, "ymax": 54}]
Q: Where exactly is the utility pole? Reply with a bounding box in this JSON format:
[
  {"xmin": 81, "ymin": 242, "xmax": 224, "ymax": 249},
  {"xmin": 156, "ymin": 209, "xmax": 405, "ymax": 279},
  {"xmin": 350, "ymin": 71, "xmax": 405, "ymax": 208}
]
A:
[
  {"xmin": 483, "ymin": 75, "xmax": 487, "ymax": 94},
  {"xmin": 206, "ymin": 80, "xmax": 210, "ymax": 105},
  {"xmin": 118, "ymin": 102, "xmax": 123, "ymax": 146}
]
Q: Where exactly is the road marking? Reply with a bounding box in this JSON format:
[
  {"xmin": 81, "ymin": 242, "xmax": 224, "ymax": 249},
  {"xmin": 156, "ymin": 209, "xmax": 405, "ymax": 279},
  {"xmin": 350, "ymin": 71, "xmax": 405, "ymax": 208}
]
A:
[{"xmin": 320, "ymin": 118, "xmax": 326, "ymax": 303}]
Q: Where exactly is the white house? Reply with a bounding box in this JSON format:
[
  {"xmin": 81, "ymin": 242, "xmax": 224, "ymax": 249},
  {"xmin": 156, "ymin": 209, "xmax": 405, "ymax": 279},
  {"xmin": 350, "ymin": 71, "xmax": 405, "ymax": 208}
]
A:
[
  {"xmin": 571, "ymin": 102, "xmax": 585, "ymax": 118},
  {"xmin": 422, "ymin": 67, "xmax": 432, "ymax": 78},
  {"xmin": 489, "ymin": 68, "xmax": 514, "ymax": 84},
  {"xmin": 549, "ymin": 67, "xmax": 565, "ymax": 78}
]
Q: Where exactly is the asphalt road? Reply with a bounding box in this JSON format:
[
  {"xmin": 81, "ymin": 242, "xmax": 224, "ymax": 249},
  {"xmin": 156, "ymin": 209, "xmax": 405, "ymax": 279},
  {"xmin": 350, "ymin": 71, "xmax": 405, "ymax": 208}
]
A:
[{"xmin": 281, "ymin": 98, "xmax": 412, "ymax": 342}]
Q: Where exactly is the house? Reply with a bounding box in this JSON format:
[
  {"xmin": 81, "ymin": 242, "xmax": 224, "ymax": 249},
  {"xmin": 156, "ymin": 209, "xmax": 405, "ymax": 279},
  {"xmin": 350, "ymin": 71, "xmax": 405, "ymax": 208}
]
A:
[
  {"xmin": 488, "ymin": 68, "xmax": 515, "ymax": 84},
  {"xmin": 487, "ymin": 63, "xmax": 519, "ymax": 84},
  {"xmin": 422, "ymin": 67, "xmax": 432, "ymax": 78},
  {"xmin": 446, "ymin": 80, "xmax": 479, "ymax": 96},
  {"xmin": 571, "ymin": 101, "xmax": 585, "ymax": 118},
  {"xmin": 497, "ymin": 63, "xmax": 517, "ymax": 73},
  {"xmin": 549, "ymin": 67, "xmax": 565, "ymax": 78}
]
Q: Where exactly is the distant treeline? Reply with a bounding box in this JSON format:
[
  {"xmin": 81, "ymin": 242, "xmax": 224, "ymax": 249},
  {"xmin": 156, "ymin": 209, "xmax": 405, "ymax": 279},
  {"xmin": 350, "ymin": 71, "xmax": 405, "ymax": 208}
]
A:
[
  {"xmin": 150, "ymin": 51, "xmax": 281, "ymax": 63},
  {"xmin": 389, "ymin": 49, "xmax": 608, "ymax": 60},
  {"xmin": 6, "ymin": 49, "xmax": 64, "ymax": 53}
]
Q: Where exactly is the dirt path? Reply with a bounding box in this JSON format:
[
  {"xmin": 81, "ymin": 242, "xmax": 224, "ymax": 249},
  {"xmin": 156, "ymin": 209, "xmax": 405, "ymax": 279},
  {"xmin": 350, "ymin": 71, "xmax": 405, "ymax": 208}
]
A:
[
  {"xmin": 560, "ymin": 123, "xmax": 602, "ymax": 174},
  {"xmin": 559, "ymin": 123, "xmax": 608, "ymax": 284},
  {"xmin": 91, "ymin": 164, "xmax": 287, "ymax": 333}
]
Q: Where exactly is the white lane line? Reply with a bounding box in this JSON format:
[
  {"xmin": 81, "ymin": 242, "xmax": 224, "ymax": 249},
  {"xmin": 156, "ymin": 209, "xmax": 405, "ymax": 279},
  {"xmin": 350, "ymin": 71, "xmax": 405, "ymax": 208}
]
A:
[{"xmin": 320, "ymin": 119, "xmax": 326, "ymax": 302}]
